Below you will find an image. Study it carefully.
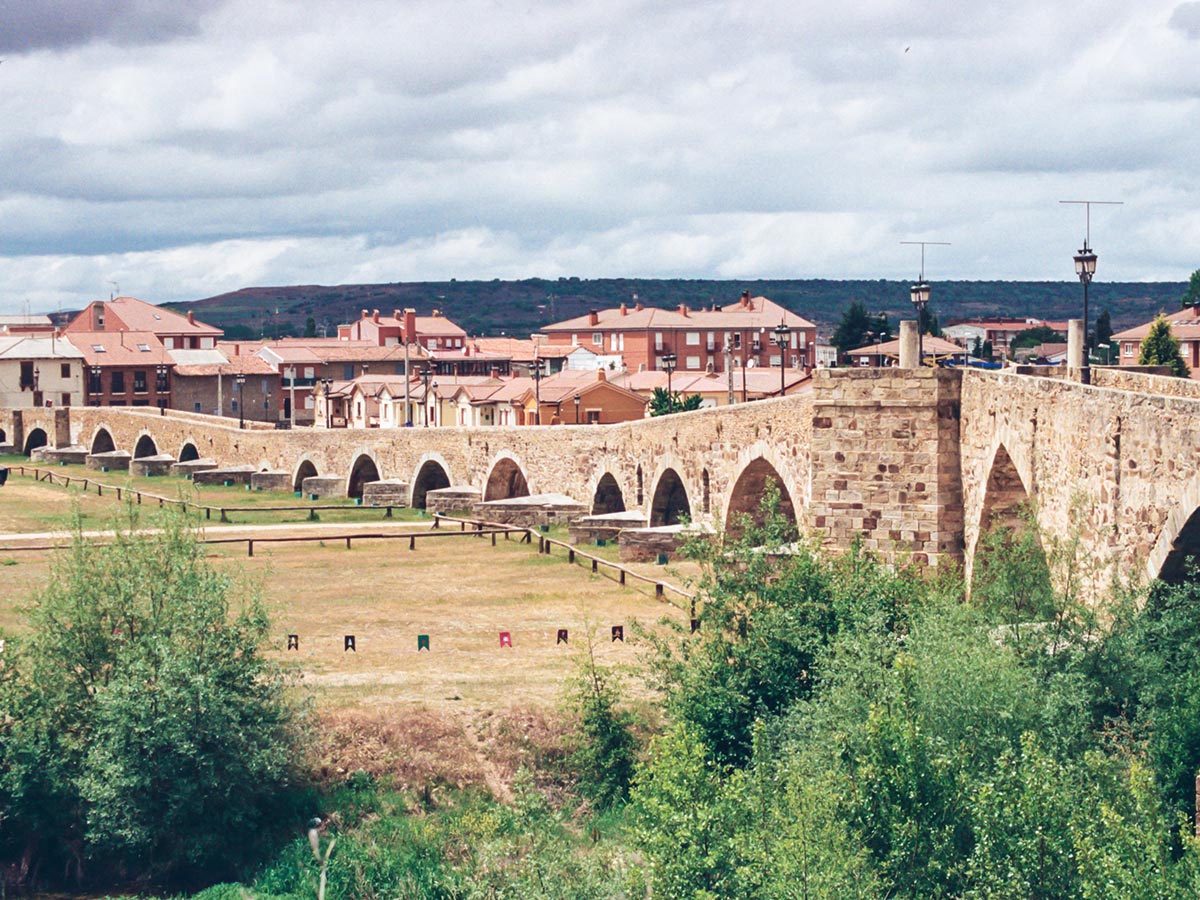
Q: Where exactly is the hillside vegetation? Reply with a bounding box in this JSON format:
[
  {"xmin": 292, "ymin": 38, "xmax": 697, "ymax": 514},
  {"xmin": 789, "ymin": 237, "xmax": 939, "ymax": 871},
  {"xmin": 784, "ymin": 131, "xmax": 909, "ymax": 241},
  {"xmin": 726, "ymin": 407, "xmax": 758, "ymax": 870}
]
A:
[{"xmin": 166, "ymin": 278, "xmax": 1186, "ymax": 340}]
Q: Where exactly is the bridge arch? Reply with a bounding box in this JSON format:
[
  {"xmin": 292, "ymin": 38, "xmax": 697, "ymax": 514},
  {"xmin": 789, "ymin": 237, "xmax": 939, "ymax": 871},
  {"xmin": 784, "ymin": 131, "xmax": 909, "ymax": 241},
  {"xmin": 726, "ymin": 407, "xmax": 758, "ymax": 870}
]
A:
[
  {"xmin": 22, "ymin": 428, "xmax": 47, "ymax": 457},
  {"xmin": 90, "ymin": 427, "xmax": 116, "ymax": 455},
  {"xmin": 347, "ymin": 452, "xmax": 381, "ymax": 500},
  {"xmin": 293, "ymin": 458, "xmax": 319, "ymax": 493},
  {"xmin": 649, "ymin": 467, "xmax": 691, "ymax": 526},
  {"xmin": 411, "ymin": 454, "xmax": 452, "ymax": 510},
  {"xmin": 1147, "ymin": 469, "xmax": 1200, "ymax": 582},
  {"xmin": 0, "ymin": 426, "xmax": 5, "ymax": 444},
  {"xmin": 591, "ymin": 472, "xmax": 626, "ymax": 515},
  {"xmin": 133, "ymin": 433, "xmax": 158, "ymax": 458},
  {"xmin": 724, "ymin": 456, "xmax": 798, "ymax": 538},
  {"xmin": 177, "ymin": 441, "xmax": 201, "ymax": 463},
  {"xmin": 967, "ymin": 441, "xmax": 1049, "ymax": 595},
  {"xmin": 484, "ymin": 455, "xmax": 530, "ymax": 502}
]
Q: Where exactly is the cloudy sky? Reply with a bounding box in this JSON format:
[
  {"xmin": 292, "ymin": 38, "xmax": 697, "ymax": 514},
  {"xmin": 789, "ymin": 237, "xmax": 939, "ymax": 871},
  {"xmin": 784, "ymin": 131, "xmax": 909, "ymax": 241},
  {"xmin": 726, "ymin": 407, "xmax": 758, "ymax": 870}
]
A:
[{"xmin": 0, "ymin": 0, "xmax": 1197, "ymax": 314}]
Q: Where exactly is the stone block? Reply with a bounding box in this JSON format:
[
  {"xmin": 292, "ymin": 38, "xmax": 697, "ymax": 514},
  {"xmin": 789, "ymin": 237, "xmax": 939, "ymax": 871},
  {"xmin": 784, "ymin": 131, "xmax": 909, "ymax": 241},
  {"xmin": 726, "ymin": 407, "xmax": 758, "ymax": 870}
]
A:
[
  {"xmin": 171, "ymin": 458, "xmax": 218, "ymax": 477},
  {"xmin": 194, "ymin": 465, "xmax": 257, "ymax": 486},
  {"xmin": 130, "ymin": 454, "xmax": 177, "ymax": 477},
  {"xmin": 362, "ymin": 479, "xmax": 410, "ymax": 507},
  {"xmin": 251, "ymin": 470, "xmax": 293, "ymax": 492},
  {"xmin": 41, "ymin": 446, "xmax": 89, "ymax": 465},
  {"xmin": 86, "ymin": 451, "xmax": 131, "ymax": 471},
  {"xmin": 425, "ymin": 486, "xmax": 482, "ymax": 517},
  {"xmin": 569, "ymin": 510, "xmax": 648, "ymax": 544},
  {"xmin": 473, "ymin": 492, "xmax": 588, "ymax": 527},
  {"xmin": 302, "ymin": 475, "xmax": 346, "ymax": 499}
]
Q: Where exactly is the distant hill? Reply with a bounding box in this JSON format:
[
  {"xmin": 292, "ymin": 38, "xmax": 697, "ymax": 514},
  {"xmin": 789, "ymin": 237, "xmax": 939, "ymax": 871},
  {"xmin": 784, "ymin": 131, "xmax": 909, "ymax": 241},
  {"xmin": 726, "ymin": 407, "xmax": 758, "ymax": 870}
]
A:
[{"xmin": 167, "ymin": 278, "xmax": 1188, "ymax": 341}]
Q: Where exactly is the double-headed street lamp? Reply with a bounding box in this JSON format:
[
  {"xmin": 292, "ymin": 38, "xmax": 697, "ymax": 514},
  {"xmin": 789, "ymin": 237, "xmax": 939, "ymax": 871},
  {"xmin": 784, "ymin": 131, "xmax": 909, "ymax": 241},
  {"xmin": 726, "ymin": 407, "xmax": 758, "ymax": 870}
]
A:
[
  {"xmin": 235, "ymin": 373, "xmax": 246, "ymax": 429},
  {"xmin": 661, "ymin": 352, "xmax": 677, "ymax": 411},
  {"xmin": 772, "ymin": 320, "xmax": 792, "ymax": 396}
]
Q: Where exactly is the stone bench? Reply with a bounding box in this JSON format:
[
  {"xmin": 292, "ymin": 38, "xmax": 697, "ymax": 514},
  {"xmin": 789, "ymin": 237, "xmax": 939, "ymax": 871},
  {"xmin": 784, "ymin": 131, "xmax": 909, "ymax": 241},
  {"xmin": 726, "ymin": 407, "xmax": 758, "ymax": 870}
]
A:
[
  {"xmin": 41, "ymin": 446, "xmax": 89, "ymax": 466},
  {"xmin": 362, "ymin": 479, "xmax": 410, "ymax": 507},
  {"xmin": 192, "ymin": 465, "xmax": 256, "ymax": 486},
  {"xmin": 472, "ymin": 493, "xmax": 589, "ymax": 528},
  {"xmin": 301, "ymin": 475, "xmax": 345, "ymax": 499},
  {"xmin": 86, "ymin": 451, "xmax": 131, "ymax": 472},
  {"xmin": 569, "ymin": 510, "xmax": 649, "ymax": 544},
  {"xmin": 251, "ymin": 470, "xmax": 292, "ymax": 492},
  {"xmin": 425, "ymin": 486, "xmax": 482, "ymax": 517},
  {"xmin": 171, "ymin": 458, "xmax": 218, "ymax": 478},
  {"xmin": 130, "ymin": 454, "xmax": 177, "ymax": 477}
]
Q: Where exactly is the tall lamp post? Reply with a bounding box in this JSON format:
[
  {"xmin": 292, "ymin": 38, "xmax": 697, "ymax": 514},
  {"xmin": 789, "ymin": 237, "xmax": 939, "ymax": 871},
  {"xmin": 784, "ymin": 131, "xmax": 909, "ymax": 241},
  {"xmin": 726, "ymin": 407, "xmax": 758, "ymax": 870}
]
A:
[
  {"xmin": 320, "ymin": 377, "xmax": 333, "ymax": 429},
  {"xmin": 661, "ymin": 352, "xmax": 677, "ymax": 412},
  {"xmin": 1060, "ymin": 199, "xmax": 1121, "ymax": 385},
  {"xmin": 156, "ymin": 362, "xmax": 170, "ymax": 412},
  {"xmin": 573, "ymin": 393, "xmax": 581, "ymax": 424},
  {"xmin": 235, "ymin": 374, "xmax": 246, "ymax": 430},
  {"xmin": 902, "ymin": 240, "xmax": 950, "ymax": 367},
  {"xmin": 420, "ymin": 367, "xmax": 432, "ymax": 426},
  {"xmin": 531, "ymin": 361, "xmax": 544, "ymax": 425},
  {"xmin": 772, "ymin": 320, "xmax": 792, "ymax": 396}
]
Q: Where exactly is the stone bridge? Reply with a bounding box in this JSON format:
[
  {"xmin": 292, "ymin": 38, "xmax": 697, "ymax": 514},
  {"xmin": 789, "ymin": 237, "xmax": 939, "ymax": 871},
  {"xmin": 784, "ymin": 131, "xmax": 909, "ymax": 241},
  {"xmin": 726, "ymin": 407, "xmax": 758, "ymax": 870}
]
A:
[{"xmin": 5, "ymin": 366, "xmax": 1200, "ymax": 594}]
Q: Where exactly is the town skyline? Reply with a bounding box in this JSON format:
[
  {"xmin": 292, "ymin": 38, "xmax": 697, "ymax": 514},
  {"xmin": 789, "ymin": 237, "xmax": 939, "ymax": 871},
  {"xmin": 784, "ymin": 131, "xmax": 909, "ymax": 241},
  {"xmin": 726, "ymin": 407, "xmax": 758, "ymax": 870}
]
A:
[{"xmin": 1, "ymin": 0, "xmax": 1198, "ymax": 315}]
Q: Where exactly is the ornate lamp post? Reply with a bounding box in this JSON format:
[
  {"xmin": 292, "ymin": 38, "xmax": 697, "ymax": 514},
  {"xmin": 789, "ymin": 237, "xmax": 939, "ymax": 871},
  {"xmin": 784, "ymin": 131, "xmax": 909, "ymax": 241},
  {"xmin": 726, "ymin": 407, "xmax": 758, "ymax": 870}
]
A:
[
  {"xmin": 235, "ymin": 373, "xmax": 246, "ymax": 429},
  {"xmin": 420, "ymin": 367, "xmax": 432, "ymax": 426},
  {"xmin": 661, "ymin": 352, "xmax": 677, "ymax": 411},
  {"xmin": 902, "ymin": 240, "xmax": 950, "ymax": 367},
  {"xmin": 1060, "ymin": 199, "xmax": 1121, "ymax": 385},
  {"xmin": 772, "ymin": 320, "xmax": 792, "ymax": 396},
  {"xmin": 430, "ymin": 380, "xmax": 438, "ymax": 427},
  {"xmin": 573, "ymin": 392, "xmax": 581, "ymax": 424},
  {"xmin": 320, "ymin": 377, "xmax": 333, "ymax": 429},
  {"xmin": 156, "ymin": 362, "xmax": 170, "ymax": 411},
  {"xmin": 531, "ymin": 361, "xmax": 544, "ymax": 425}
]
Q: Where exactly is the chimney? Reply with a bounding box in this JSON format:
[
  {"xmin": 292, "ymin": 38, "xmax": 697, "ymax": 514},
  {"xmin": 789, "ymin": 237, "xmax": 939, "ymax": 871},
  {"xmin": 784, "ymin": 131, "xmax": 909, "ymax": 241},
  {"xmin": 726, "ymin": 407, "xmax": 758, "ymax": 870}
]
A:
[
  {"xmin": 361, "ymin": 309, "xmax": 369, "ymax": 319},
  {"xmin": 403, "ymin": 308, "xmax": 417, "ymax": 340},
  {"xmin": 741, "ymin": 289, "xmax": 751, "ymax": 308},
  {"xmin": 588, "ymin": 309, "xmax": 599, "ymax": 326},
  {"xmin": 596, "ymin": 367, "xmax": 606, "ymax": 382},
  {"xmin": 490, "ymin": 366, "xmax": 500, "ymax": 379},
  {"xmin": 372, "ymin": 309, "xmax": 380, "ymax": 323},
  {"xmin": 620, "ymin": 303, "xmax": 627, "ymax": 316},
  {"xmin": 432, "ymin": 309, "xmax": 441, "ymax": 318},
  {"xmin": 678, "ymin": 303, "xmax": 688, "ymax": 317},
  {"xmin": 393, "ymin": 309, "xmax": 402, "ymax": 320},
  {"xmin": 187, "ymin": 310, "xmax": 195, "ymax": 325},
  {"xmin": 635, "ymin": 298, "xmax": 644, "ymax": 311}
]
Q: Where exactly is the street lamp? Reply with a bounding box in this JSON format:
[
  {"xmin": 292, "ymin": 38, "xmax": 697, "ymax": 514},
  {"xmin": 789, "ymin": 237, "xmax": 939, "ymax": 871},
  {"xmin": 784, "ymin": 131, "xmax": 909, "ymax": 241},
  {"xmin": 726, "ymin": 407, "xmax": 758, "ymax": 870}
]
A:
[
  {"xmin": 661, "ymin": 352, "xmax": 677, "ymax": 412},
  {"xmin": 156, "ymin": 362, "xmax": 169, "ymax": 410},
  {"xmin": 573, "ymin": 393, "xmax": 580, "ymax": 424},
  {"xmin": 235, "ymin": 373, "xmax": 246, "ymax": 430},
  {"xmin": 430, "ymin": 380, "xmax": 438, "ymax": 427},
  {"xmin": 772, "ymin": 320, "xmax": 792, "ymax": 396},
  {"xmin": 320, "ymin": 377, "xmax": 333, "ymax": 429},
  {"xmin": 420, "ymin": 367, "xmax": 432, "ymax": 426},
  {"xmin": 902, "ymin": 240, "xmax": 950, "ymax": 366},
  {"xmin": 1074, "ymin": 244, "xmax": 1098, "ymax": 381},
  {"xmin": 265, "ymin": 391, "xmax": 272, "ymax": 423},
  {"xmin": 531, "ymin": 361, "xmax": 544, "ymax": 425}
]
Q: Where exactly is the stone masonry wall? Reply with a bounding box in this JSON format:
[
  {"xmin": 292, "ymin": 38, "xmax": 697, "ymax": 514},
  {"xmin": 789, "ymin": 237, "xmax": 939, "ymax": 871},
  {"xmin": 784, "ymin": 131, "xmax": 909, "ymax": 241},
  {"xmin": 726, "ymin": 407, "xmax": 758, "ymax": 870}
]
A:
[{"xmin": 809, "ymin": 368, "xmax": 963, "ymax": 567}]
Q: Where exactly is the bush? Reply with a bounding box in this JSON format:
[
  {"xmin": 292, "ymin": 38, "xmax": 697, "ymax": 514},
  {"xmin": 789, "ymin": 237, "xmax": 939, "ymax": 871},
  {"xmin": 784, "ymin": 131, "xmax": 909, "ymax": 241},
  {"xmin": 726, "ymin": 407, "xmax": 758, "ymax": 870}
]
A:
[{"xmin": 0, "ymin": 510, "xmax": 307, "ymax": 889}]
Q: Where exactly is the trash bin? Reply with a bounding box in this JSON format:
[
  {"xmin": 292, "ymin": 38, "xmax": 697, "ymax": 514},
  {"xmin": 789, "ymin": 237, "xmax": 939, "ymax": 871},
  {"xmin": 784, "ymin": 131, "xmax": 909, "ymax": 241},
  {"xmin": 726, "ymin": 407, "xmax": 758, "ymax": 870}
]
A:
[{"xmin": 0, "ymin": 467, "xmax": 8, "ymax": 487}]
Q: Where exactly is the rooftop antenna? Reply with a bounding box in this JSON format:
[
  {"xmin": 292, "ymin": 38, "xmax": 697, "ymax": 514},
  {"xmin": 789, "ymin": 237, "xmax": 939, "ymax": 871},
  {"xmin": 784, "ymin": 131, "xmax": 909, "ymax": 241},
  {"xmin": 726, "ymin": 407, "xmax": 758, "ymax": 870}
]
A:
[
  {"xmin": 1058, "ymin": 199, "xmax": 1122, "ymax": 251},
  {"xmin": 899, "ymin": 240, "xmax": 951, "ymax": 284},
  {"xmin": 108, "ymin": 280, "xmax": 119, "ymax": 300}
]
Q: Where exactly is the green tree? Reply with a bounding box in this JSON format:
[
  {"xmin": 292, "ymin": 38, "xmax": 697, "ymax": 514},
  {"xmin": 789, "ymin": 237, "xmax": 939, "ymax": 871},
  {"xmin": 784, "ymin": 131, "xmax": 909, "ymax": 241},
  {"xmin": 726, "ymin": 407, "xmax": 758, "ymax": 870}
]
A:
[
  {"xmin": 648, "ymin": 387, "xmax": 703, "ymax": 416},
  {"xmin": 1180, "ymin": 269, "xmax": 1200, "ymax": 309},
  {"xmin": 1137, "ymin": 314, "xmax": 1189, "ymax": 377},
  {"xmin": 972, "ymin": 336, "xmax": 984, "ymax": 358},
  {"xmin": 833, "ymin": 300, "xmax": 873, "ymax": 359},
  {"xmin": 0, "ymin": 511, "xmax": 305, "ymax": 888},
  {"xmin": 305, "ymin": 316, "xmax": 318, "ymax": 337},
  {"xmin": 566, "ymin": 630, "xmax": 638, "ymax": 809},
  {"xmin": 1011, "ymin": 325, "xmax": 1065, "ymax": 351}
]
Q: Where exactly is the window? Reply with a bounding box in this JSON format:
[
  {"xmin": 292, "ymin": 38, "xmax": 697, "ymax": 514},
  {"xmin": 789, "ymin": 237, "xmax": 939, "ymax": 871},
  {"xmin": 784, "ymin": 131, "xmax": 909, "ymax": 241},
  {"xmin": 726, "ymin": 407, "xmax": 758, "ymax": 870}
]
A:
[
  {"xmin": 1124, "ymin": 343, "xmax": 1133, "ymax": 357},
  {"xmin": 304, "ymin": 366, "xmax": 315, "ymax": 379},
  {"xmin": 731, "ymin": 333, "xmax": 742, "ymax": 349},
  {"xmin": 706, "ymin": 332, "xmax": 716, "ymax": 350},
  {"xmin": 163, "ymin": 337, "xmax": 175, "ymax": 349},
  {"xmin": 19, "ymin": 361, "xmax": 34, "ymax": 389},
  {"xmin": 61, "ymin": 393, "xmax": 71, "ymax": 407},
  {"xmin": 61, "ymin": 363, "xmax": 71, "ymax": 378},
  {"xmin": 137, "ymin": 343, "xmax": 151, "ymax": 352},
  {"xmin": 88, "ymin": 370, "xmax": 101, "ymax": 393},
  {"xmin": 686, "ymin": 332, "xmax": 700, "ymax": 346},
  {"xmin": 686, "ymin": 355, "xmax": 701, "ymax": 369},
  {"xmin": 194, "ymin": 402, "xmax": 202, "ymax": 413},
  {"xmin": 343, "ymin": 363, "xmax": 354, "ymax": 380},
  {"xmin": 592, "ymin": 333, "xmax": 603, "ymax": 346},
  {"xmin": 231, "ymin": 399, "xmax": 239, "ymax": 412},
  {"xmin": 156, "ymin": 369, "xmax": 168, "ymax": 392},
  {"xmin": 611, "ymin": 334, "xmax": 618, "ymax": 351},
  {"xmin": 133, "ymin": 370, "xmax": 147, "ymax": 393},
  {"xmin": 654, "ymin": 332, "xmax": 663, "ymax": 350},
  {"xmin": 111, "ymin": 371, "xmax": 126, "ymax": 393},
  {"xmin": 587, "ymin": 410, "xmax": 600, "ymax": 424},
  {"xmin": 571, "ymin": 334, "xmax": 578, "ymax": 346},
  {"xmin": 395, "ymin": 362, "xmax": 406, "ymax": 375},
  {"xmin": 132, "ymin": 399, "xmax": 149, "ymax": 407},
  {"xmin": 429, "ymin": 338, "xmax": 439, "ymax": 349}
]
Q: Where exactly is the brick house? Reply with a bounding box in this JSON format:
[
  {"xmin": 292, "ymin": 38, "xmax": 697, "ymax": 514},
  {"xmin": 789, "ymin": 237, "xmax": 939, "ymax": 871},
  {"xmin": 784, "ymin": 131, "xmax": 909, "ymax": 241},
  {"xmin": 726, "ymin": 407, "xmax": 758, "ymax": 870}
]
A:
[
  {"xmin": 540, "ymin": 290, "xmax": 818, "ymax": 374},
  {"xmin": 337, "ymin": 307, "xmax": 467, "ymax": 352},
  {"xmin": 68, "ymin": 331, "xmax": 175, "ymax": 408},
  {"xmin": 1112, "ymin": 307, "xmax": 1200, "ymax": 375},
  {"xmin": 170, "ymin": 354, "xmax": 282, "ymax": 422},
  {"xmin": 522, "ymin": 369, "xmax": 649, "ymax": 425},
  {"xmin": 63, "ymin": 295, "xmax": 222, "ymax": 350}
]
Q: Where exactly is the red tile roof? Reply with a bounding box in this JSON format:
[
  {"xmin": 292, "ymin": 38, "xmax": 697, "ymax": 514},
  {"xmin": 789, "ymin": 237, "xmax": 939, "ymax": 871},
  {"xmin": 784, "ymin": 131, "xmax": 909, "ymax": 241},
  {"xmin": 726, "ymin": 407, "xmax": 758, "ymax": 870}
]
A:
[
  {"xmin": 65, "ymin": 331, "xmax": 172, "ymax": 366},
  {"xmin": 541, "ymin": 295, "xmax": 815, "ymax": 333}
]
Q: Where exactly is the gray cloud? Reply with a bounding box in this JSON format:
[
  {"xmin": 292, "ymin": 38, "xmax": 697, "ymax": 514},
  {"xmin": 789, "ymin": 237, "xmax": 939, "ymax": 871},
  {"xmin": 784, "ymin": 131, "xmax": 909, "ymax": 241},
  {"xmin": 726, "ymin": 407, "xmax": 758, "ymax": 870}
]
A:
[
  {"xmin": 1170, "ymin": 2, "xmax": 1200, "ymax": 37},
  {"xmin": 0, "ymin": 0, "xmax": 223, "ymax": 53}
]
